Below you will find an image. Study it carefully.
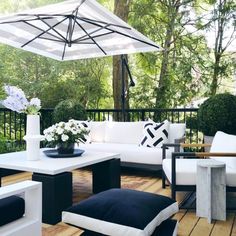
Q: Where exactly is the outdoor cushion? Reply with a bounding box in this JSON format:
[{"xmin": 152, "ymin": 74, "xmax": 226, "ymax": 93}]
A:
[
  {"xmin": 140, "ymin": 120, "xmax": 169, "ymax": 148},
  {"xmin": 0, "ymin": 195, "xmax": 25, "ymax": 226},
  {"xmin": 163, "ymin": 159, "xmax": 197, "ymax": 185},
  {"xmin": 80, "ymin": 219, "xmax": 178, "ymax": 236},
  {"xmin": 62, "ymin": 189, "xmax": 178, "ymax": 236},
  {"xmin": 169, "ymin": 123, "xmax": 186, "ymax": 143},
  {"xmin": 90, "ymin": 121, "xmax": 106, "ymax": 142},
  {"xmin": 80, "ymin": 142, "xmax": 174, "ymax": 165},
  {"xmin": 76, "ymin": 120, "xmax": 91, "ymax": 144},
  {"xmin": 210, "ymin": 131, "xmax": 236, "ymax": 170},
  {"xmin": 104, "ymin": 121, "xmax": 146, "ymax": 144},
  {"xmin": 163, "ymin": 158, "xmax": 236, "ymax": 187}
]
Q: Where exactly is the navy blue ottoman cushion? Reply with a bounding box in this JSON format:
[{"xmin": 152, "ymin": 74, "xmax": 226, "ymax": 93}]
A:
[
  {"xmin": 81, "ymin": 219, "xmax": 178, "ymax": 236},
  {"xmin": 152, "ymin": 219, "xmax": 178, "ymax": 236},
  {"xmin": 0, "ymin": 195, "xmax": 25, "ymax": 226},
  {"xmin": 62, "ymin": 189, "xmax": 178, "ymax": 236}
]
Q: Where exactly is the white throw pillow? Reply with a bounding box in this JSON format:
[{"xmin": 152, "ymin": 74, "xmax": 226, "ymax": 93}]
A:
[
  {"xmin": 139, "ymin": 120, "xmax": 169, "ymax": 148},
  {"xmin": 210, "ymin": 131, "xmax": 236, "ymax": 169}
]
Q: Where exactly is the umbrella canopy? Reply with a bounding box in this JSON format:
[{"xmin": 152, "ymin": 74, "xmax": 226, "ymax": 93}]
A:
[{"xmin": 0, "ymin": 0, "xmax": 160, "ymax": 61}]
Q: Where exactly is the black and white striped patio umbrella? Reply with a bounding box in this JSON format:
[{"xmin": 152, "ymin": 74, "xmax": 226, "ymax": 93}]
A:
[{"xmin": 0, "ymin": 0, "xmax": 160, "ymax": 61}]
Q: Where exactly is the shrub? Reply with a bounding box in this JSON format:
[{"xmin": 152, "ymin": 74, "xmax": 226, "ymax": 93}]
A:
[
  {"xmin": 0, "ymin": 134, "xmax": 25, "ymax": 154},
  {"xmin": 198, "ymin": 93, "xmax": 236, "ymax": 136},
  {"xmin": 53, "ymin": 99, "xmax": 87, "ymax": 123}
]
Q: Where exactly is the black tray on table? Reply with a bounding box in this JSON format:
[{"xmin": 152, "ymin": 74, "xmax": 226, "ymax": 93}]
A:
[{"xmin": 43, "ymin": 149, "xmax": 85, "ymax": 158}]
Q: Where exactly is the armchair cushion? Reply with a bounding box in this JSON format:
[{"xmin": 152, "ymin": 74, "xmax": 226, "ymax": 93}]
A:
[
  {"xmin": 62, "ymin": 188, "xmax": 178, "ymax": 236},
  {"xmin": 163, "ymin": 159, "xmax": 197, "ymax": 185},
  {"xmin": 163, "ymin": 158, "xmax": 236, "ymax": 187},
  {"xmin": 210, "ymin": 131, "xmax": 236, "ymax": 169},
  {"xmin": 0, "ymin": 196, "xmax": 25, "ymax": 226}
]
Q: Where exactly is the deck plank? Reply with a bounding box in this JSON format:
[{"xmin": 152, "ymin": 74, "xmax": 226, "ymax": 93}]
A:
[
  {"xmin": 210, "ymin": 213, "xmax": 235, "ymax": 236},
  {"xmin": 190, "ymin": 218, "xmax": 215, "ymax": 236},
  {"xmin": 177, "ymin": 211, "xmax": 199, "ymax": 236}
]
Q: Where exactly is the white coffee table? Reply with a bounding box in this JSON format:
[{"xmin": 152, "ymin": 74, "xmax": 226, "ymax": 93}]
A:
[{"xmin": 0, "ymin": 149, "xmax": 121, "ymax": 224}]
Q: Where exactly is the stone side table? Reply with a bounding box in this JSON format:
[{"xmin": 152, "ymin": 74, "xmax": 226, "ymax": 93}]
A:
[{"xmin": 196, "ymin": 159, "xmax": 226, "ymax": 223}]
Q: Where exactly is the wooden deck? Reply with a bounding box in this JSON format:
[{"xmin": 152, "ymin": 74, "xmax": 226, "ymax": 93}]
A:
[{"xmin": 2, "ymin": 170, "xmax": 236, "ymax": 236}]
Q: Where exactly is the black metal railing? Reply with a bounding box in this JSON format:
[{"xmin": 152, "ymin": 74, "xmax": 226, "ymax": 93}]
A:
[{"xmin": 0, "ymin": 107, "xmax": 200, "ymax": 149}]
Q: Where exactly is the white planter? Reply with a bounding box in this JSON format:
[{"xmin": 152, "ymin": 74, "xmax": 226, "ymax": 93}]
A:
[{"xmin": 24, "ymin": 115, "xmax": 44, "ymax": 161}]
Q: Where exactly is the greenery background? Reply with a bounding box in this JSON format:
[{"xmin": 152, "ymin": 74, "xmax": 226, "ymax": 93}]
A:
[{"xmin": 0, "ymin": 0, "xmax": 235, "ymax": 110}]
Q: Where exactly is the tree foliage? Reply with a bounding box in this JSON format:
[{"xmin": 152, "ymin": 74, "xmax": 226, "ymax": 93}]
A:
[{"xmin": 0, "ymin": 0, "xmax": 235, "ymax": 110}]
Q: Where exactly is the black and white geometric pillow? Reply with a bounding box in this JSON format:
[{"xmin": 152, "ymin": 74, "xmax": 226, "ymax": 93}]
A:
[
  {"xmin": 76, "ymin": 121, "xmax": 91, "ymax": 144},
  {"xmin": 140, "ymin": 120, "xmax": 169, "ymax": 148}
]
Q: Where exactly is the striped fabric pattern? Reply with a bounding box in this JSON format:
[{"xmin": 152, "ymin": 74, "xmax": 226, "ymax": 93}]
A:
[{"xmin": 0, "ymin": 0, "xmax": 160, "ymax": 61}]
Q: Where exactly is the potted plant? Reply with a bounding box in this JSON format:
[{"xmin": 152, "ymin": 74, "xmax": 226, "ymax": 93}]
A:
[
  {"xmin": 198, "ymin": 93, "xmax": 236, "ymax": 145},
  {"xmin": 2, "ymin": 85, "xmax": 43, "ymax": 160},
  {"xmin": 43, "ymin": 119, "xmax": 89, "ymax": 154}
]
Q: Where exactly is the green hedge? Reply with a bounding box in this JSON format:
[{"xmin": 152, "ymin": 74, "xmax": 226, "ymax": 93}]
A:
[
  {"xmin": 198, "ymin": 93, "xmax": 236, "ymax": 136},
  {"xmin": 53, "ymin": 99, "xmax": 87, "ymax": 123}
]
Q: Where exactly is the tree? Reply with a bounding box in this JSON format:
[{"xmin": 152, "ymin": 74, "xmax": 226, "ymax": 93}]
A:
[
  {"xmin": 209, "ymin": 0, "xmax": 236, "ymax": 95},
  {"xmin": 113, "ymin": 0, "xmax": 132, "ymax": 110}
]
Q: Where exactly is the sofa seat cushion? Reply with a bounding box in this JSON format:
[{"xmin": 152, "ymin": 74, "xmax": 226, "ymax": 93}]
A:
[
  {"xmin": 0, "ymin": 195, "xmax": 25, "ymax": 226},
  {"xmin": 163, "ymin": 158, "xmax": 236, "ymax": 187},
  {"xmin": 80, "ymin": 142, "xmax": 174, "ymax": 165},
  {"xmin": 62, "ymin": 189, "xmax": 178, "ymax": 236}
]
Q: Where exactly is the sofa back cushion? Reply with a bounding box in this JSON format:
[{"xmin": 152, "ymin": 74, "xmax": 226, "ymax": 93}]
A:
[
  {"xmin": 210, "ymin": 131, "xmax": 236, "ymax": 169},
  {"xmin": 90, "ymin": 121, "xmax": 106, "ymax": 142},
  {"xmin": 105, "ymin": 122, "xmax": 146, "ymax": 144},
  {"xmin": 169, "ymin": 123, "xmax": 186, "ymax": 143}
]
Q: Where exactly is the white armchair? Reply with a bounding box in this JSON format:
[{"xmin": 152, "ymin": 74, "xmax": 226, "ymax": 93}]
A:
[
  {"xmin": 162, "ymin": 131, "xmax": 236, "ymax": 200},
  {"xmin": 0, "ymin": 180, "xmax": 42, "ymax": 236}
]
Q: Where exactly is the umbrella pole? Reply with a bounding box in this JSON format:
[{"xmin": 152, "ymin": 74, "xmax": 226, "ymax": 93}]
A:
[{"xmin": 121, "ymin": 55, "xmax": 126, "ymax": 121}]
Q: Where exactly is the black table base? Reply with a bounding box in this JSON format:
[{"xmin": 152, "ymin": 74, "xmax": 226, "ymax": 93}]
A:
[{"xmin": 32, "ymin": 158, "xmax": 120, "ymax": 225}]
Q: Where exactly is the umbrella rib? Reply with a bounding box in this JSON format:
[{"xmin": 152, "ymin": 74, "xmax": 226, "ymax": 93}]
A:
[
  {"xmin": 21, "ymin": 16, "xmax": 68, "ymax": 48},
  {"xmin": 106, "ymin": 28, "xmax": 160, "ymax": 49},
  {"xmin": 0, "ymin": 16, "xmax": 54, "ymax": 24},
  {"xmin": 62, "ymin": 16, "xmax": 73, "ymax": 60},
  {"xmin": 76, "ymin": 16, "xmax": 131, "ymax": 30},
  {"xmin": 74, "ymin": 23, "xmax": 111, "ymax": 41},
  {"xmin": 75, "ymin": 17, "xmax": 159, "ymax": 49},
  {"xmin": 38, "ymin": 36, "xmax": 65, "ymax": 43},
  {"xmin": 75, "ymin": 20, "xmax": 107, "ymax": 55},
  {"xmin": 68, "ymin": 8, "xmax": 79, "ymax": 47},
  {"xmin": 74, "ymin": 32, "xmax": 113, "ymax": 43},
  {"xmin": 24, "ymin": 21, "xmax": 64, "ymax": 42},
  {"xmin": 37, "ymin": 15, "xmax": 68, "ymax": 41}
]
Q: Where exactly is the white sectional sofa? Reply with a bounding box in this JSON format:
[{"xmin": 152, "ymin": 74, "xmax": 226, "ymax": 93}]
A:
[{"xmin": 80, "ymin": 121, "xmax": 186, "ymax": 171}]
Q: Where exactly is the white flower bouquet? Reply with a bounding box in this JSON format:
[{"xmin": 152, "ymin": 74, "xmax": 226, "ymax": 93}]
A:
[
  {"xmin": 43, "ymin": 119, "xmax": 89, "ymax": 151},
  {"xmin": 2, "ymin": 85, "xmax": 41, "ymax": 115}
]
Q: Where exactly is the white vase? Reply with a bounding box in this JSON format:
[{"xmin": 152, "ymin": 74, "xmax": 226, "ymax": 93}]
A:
[
  {"xmin": 24, "ymin": 114, "xmax": 44, "ymax": 161},
  {"xmin": 26, "ymin": 115, "xmax": 40, "ymax": 135}
]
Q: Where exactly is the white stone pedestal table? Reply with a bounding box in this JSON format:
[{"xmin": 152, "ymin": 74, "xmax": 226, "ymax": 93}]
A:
[{"xmin": 196, "ymin": 159, "xmax": 226, "ymax": 223}]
